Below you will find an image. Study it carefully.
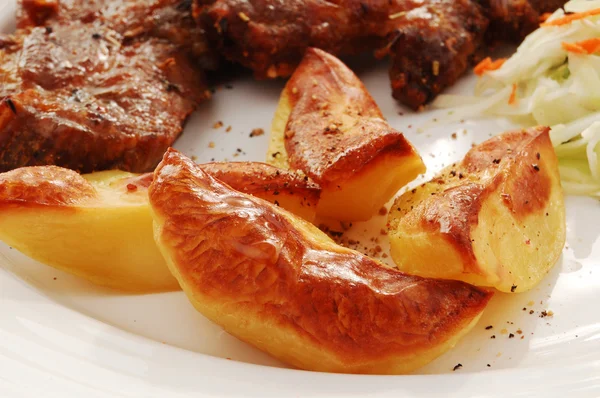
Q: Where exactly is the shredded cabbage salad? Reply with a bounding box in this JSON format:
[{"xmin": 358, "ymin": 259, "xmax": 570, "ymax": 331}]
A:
[{"xmin": 433, "ymin": 0, "xmax": 600, "ymax": 196}]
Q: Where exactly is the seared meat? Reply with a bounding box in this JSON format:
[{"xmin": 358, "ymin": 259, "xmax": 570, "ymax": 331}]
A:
[
  {"xmin": 481, "ymin": 0, "xmax": 568, "ymax": 41},
  {"xmin": 195, "ymin": 0, "xmax": 489, "ymax": 109},
  {"xmin": 0, "ymin": 23, "xmax": 209, "ymax": 173},
  {"xmin": 17, "ymin": 0, "xmax": 218, "ymax": 69}
]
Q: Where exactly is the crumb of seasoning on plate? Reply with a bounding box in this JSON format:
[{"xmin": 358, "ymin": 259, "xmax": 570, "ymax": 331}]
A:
[
  {"xmin": 226, "ymin": 126, "xmax": 232, "ymax": 132},
  {"xmin": 213, "ymin": 121, "xmax": 223, "ymax": 129},
  {"xmin": 500, "ymin": 328, "xmax": 508, "ymax": 335},
  {"xmin": 496, "ymin": 352, "xmax": 502, "ymax": 357},
  {"xmin": 511, "ymin": 284, "xmax": 517, "ymax": 292},
  {"xmin": 487, "ymin": 364, "xmax": 491, "ymax": 368},
  {"xmin": 540, "ymin": 310, "xmax": 554, "ymax": 318},
  {"xmin": 451, "ymin": 132, "xmax": 457, "ymax": 139},
  {"xmin": 490, "ymin": 335, "xmax": 496, "ymax": 339},
  {"xmin": 485, "ymin": 325, "xmax": 493, "ymax": 330},
  {"xmin": 208, "ymin": 141, "xmax": 215, "ymax": 148},
  {"xmin": 250, "ymin": 128, "xmax": 264, "ymax": 137},
  {"xmin": 509, "ymin": 333, "xmax": 515, "ymax": 339},
  {"xmin": 452, "ymin": 363, "xmax": 462, "ymax": 371},
  {"xmin": 191, "ymin": 155, "xmax": 198, "ymax": 161}
]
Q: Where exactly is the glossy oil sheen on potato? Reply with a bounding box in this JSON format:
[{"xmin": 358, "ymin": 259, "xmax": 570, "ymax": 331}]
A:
[
  {"xmin": 149, "ymin": 149, "xmax": 492, "ymax": 374},
  {"xmin": 388, "ymin": 127, "xmax": 566, "ymax": 293},
  {"xmin": 0, "ymin": 162, "xmax": 320, "ymax": 291},
  {"xmin": 268, "ymin": 48, "xmax": 425, "ymax": 221}
]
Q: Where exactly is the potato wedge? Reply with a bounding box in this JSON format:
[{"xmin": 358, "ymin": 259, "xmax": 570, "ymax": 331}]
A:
[
  {"xmin": 268, "ymin": 48, "xmax": 425, "ymax": 221},
  {"xmin": 388, "ymin": 127, "xmax": 566, "ymax": 293},
  {"xmin": 0, "ymin": 162, "xmax": 320, "ymax": 291},
  {"xmin": 149, "ymin": 149, "xmax": 492, "ymax": 374}
]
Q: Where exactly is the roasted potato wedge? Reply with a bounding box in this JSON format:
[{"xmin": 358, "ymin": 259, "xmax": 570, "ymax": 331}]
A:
[
  {"xmin": 388, "ymin": 127, "xmax": 566, "ymax": 293},
  {"xmin": 0, "ymin": 162, "xmax": 320, "ymax": 291},
  {"xmin": 149, "ymin": 149, "xmax": 492, "ymax": 374},
  {"xmin": 268, "ymin": 48, "xmax": 425, "ymax": 221}
]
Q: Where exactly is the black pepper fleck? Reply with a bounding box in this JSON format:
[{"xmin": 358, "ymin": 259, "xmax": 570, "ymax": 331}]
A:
[
  {"xmin": 511, "ymin": 285, "xmax": 517, "ymax": 293},
  {"xmin": 453, "ymin": 363, "xmax": 462, "ymax": 371},
  {"xmin": 5, "ymin": 98, "xmax": 16, "ymax": 114}
]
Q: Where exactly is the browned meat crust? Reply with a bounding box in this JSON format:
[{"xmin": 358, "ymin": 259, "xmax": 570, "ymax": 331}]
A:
[
  {"xmin": 0, "ymin": 23, "xmax": 209, "ymax": 173},
  {"xmin": 17, "ymin": 0, "xmax": 218, "ymax": 69},
  {"xmin": 481, "ymin": 0, "xmax": 567, "ymax": 41},
  {"xmin": 195, "ymin": 0, "xmax": 489, "ymax": 109},
  {"xmin": 195, "ymin": 0, "xmax": 567, "ymax": 108}
]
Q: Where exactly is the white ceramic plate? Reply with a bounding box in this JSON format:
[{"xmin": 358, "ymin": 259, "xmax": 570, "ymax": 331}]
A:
[{"xmin": 1, "ymin": 1, "xmax": 599, "ymax": 396}]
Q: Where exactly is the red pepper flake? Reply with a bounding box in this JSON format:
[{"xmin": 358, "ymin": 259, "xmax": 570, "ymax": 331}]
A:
[
  {"xmin": 213, "ymin": 121, "xmax": 223, "ymax": 129},
  {"xmin": 250, "ymin": 128, "xmax": 265, "ymax": 137},
  {"xmin": 126, "ymin": 183, "xmax": 138, "ymax": 192},
  {"xmin": 525, "ymin": 239, "xmax": 531, "ymax": 245}
]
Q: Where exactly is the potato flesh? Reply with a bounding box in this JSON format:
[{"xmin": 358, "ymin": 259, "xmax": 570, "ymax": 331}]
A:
[{"xmin": 0, "ymin": 204, "xmax": 177, "ymax": 292}]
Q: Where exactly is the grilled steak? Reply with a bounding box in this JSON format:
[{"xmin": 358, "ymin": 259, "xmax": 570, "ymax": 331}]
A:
[
  {"xmin": 17, "ymin": 0, "xmax": 218, "ymax": 69},
  {"xmin": 195, "ymin": 0, "xmax": 489, "ymax": 109},
  {"xmin": 0, "ymin": 23, "xmax": 209, "ymax": 173},
  {"xmin": 195, "ymin": 0, "xmax": 566, "ymax": 108}
]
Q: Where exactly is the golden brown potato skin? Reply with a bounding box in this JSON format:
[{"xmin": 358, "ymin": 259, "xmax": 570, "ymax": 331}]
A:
[
  {"xmin": 268, "ymin": 48, "xmax": 425, "ymax": 221},
  {"xmin": 202, "ymin": 161, "xmax": 319, "ymax": 202},
  {"xmin": 282, "ymin": 48, "xmax": 421, "ymax": 187},
  {"xmin": 388, "ymin": 126, "xmax": 566, "ymax": 292},
  {"xmin": 149, "ymin": 149, "xmax": 493, "ymax": 374},
  {"xmin": 0, "ymin": 166, "xmax": 97, "ymax": 207}
]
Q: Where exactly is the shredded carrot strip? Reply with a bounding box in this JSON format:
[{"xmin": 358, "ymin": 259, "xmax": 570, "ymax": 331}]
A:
[
  {"xmin": 541, "ymin": 8, "xmax": 600, "ymax": 26},
  {"xmin": 539, "ymin": 12, "xmax": 553, "ymax": 23},
  {"xmin": 562, "ymin": 42, "xmax": 587, "ymax": 54},
  {"xmin": 508, "ymin": 84, "xmax": 518, "ymax": 105},
  {"xmin": 562, "ymin": 39, "xmax": 600, "ymax": 54},
  {"xmin": 474, "ymin": 57, "xmax": 507, "ymax": 76}
]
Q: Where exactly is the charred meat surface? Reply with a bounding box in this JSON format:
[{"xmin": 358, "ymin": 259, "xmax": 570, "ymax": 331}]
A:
[
  {"xmin": 195, "ymin": 0, "xmax": 489, "ymax": 109},
  {"xmin": 0, "ymin": 23, "xmax": 209, "ymax": 173}
]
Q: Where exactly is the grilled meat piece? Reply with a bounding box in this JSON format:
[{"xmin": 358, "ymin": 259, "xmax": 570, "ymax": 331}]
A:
[
  {"xmin": 195, "ymin": 0, "xmax": 489, "ymax": 109},
  {"xmin": 481, "ymin": 0, "xmax": 568, "ymax": 41},
  {"xmin": 17, "ymin": 0, "xmax": 218, "ymax": 69},
  {"xmin": 0, "ymin": 23, "xmax": 209, "ymax": 173}
]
